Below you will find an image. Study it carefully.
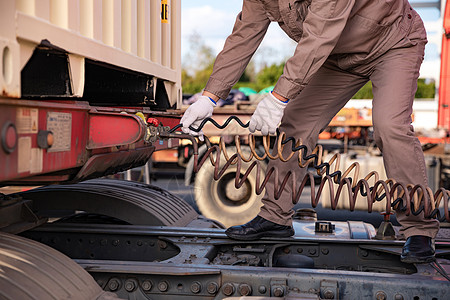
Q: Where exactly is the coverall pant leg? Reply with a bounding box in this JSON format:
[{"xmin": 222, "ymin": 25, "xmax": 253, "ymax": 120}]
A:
[
  {"xmin": 369, "ymin": 43, "xmax": 439, "ymax": 239},
  {"xmin": 258, "ymin": 59, "xmax": 368, "ymax": 226},
  {"xmin": 258, "ymin": 42, "xmax": 440, "ymax": 239}
]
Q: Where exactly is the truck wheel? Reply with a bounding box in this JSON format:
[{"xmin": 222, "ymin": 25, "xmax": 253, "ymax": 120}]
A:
[
  {"xmin": 16, "ymin": 178, "xmax": 198, "ymax": 227},
  {"xmin": 0, "ymin": 231, "xmax": 121, "ymax": 300},
  {"xmin": 194, "ymin": 146, "xmax": 267, "ymax": 227}
]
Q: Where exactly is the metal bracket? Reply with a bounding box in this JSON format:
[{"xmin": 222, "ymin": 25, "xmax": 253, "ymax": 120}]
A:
[
  {"xmin": 375, "ymin": 220, "xmax": 397, "ymax": 240},
  {"xmin": 0, "ymin": 196, "xmax": 47, "ymax": 234},
  {"xmin": 320, "ymin": 280, "xmax": 339, "ymax": 299},
  {"xmin": 315, "ymin": 221, "xmax": 335, "ymax": 233},
  {"xmin": 270, "ymin": 278, "xmax": 287, "ymax": 297}
]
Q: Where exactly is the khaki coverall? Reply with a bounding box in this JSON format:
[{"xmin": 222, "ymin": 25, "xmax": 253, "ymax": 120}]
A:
[{"xmin": 204, "ymin": 0, "xmax": 440, "ymax": 239}]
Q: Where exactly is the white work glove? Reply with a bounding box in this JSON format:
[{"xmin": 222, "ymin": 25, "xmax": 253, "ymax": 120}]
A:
[
  {"xmin": 249, "ymin": 92, "xmax": 288, "ymax": 135},
  {"xmin": 180, "ymin": 95, "xmax": 216, "ymax": 141}
]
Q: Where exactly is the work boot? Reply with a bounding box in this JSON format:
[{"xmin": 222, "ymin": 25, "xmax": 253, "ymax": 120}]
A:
[
  {"xmin": 400, "ymin": 235, "xmax": 435, "ymax": 264},
  {"xmin": 225, "ymin": 215, "xmax": 295, "ymax": 240}
]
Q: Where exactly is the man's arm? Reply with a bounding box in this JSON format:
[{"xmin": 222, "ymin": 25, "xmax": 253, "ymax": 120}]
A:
[{"xmin": 204, "ymin": 0, "xmax": 271, "ymax": 100}]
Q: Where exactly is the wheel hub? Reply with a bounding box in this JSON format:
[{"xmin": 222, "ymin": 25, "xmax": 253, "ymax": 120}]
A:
[{"xmin": 224, "ymin": 178, "xmax": 249, "ymax": 202}]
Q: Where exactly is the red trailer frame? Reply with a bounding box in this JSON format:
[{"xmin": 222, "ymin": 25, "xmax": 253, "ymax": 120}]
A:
[{"xmin": 0, "ymin": 98, "xmax": 180, "ymax": 185}]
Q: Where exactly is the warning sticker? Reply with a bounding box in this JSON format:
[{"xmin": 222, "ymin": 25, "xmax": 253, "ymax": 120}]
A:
[
  {"xmin": 47, "ymin": 112, "xmax": 72, "ymax": 152},
  {"xmin": 16, "ymin": 108, "xmax": 38, "ymax": 134},
  {"xmin": 30, "ymin": 148, "xmax": 43, "ymax": 174},
  {"xmin": 161, "ymin": 0, "xmax": 169, "ymax": 23},
  {"xmin": 18, "ymin": 136, "xmax": 31, "ymax": 173}
]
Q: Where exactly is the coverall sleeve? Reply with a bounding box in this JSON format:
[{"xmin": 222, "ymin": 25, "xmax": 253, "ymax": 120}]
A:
[
  {"xmin": 274, "ymin": 0, "xmax": 355, "ymax": 100},
  {"xmin": 204, "ymin": 0, "xmax": 271, "ymax": 100}
]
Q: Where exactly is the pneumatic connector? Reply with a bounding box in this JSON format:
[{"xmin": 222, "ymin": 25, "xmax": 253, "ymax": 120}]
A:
[{"xmin": 145, "ymin": 117, "xmax": 171, "ymax": 143}]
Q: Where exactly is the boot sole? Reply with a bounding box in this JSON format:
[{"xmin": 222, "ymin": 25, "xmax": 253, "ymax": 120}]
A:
[
  {"xmin": 225, "ymin": 229, "xmax": 295, "ymax": 241},
  {"xmin": 400, "ymin": 255, "xmax": 436, "ymax": 264}
]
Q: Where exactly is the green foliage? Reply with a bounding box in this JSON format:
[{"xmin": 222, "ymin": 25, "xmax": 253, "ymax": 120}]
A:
[
  {"xmin": 182, "ymin": 62, "xmax": 214, "ymax": 95},
  {"xmin": 415, "ymin": 79, "xmax": 436, "ymax": 99},
  {"xmin": 181, "ymin": 32, "xmax": 215, "ymax": 94},
  {"xmin": 351, "ymin": 79, "xmax": 435, "ymax": 99},
  {"xmin": 183, "ymin": 32, "xmax": 215, "ymax": 72},
  {"xmin": 239, "ymin": 70, "xmax": 251, "ymax": 82},
  {"xmin": 352, "ymin": 82, "xmax": 373, "ymax": 99},
  {"xmin": 181, "ymin": 34, "xmax": 436, "ymax": 99},
  {"xmin": 255, "ymin": 62, "xmax": 285, "ymax": 88},
  {"xmin": 231, "ymin": 62, "xmax": 285, "ymax": 93}
]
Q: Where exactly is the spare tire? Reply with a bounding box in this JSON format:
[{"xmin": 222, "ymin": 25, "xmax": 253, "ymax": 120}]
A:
[{"xmin": 194, "ymin": 146, "xmax": 267, "ymax": 227}]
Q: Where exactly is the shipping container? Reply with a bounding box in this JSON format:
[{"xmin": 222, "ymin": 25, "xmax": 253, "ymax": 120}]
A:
[{"xmin": 0, "ymin": 0, "xmax": 182, "ymax": 184}]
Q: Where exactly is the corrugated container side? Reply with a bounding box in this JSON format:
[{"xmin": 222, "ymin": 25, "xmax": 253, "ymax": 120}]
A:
[{"xmin": 0, "ymin": 0, "xmax": 181, "ymax": 108}]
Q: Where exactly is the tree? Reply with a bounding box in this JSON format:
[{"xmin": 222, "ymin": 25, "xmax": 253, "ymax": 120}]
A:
[
  {"xmin": 352, "ymin": 82, "xmax": 373, "ymax": 99},
  {"xmin": 181, "ymin": 32, "xmax": 216, "ymax": 94},
  {"xmin": 415, "ymin": 79, "xmax": 435, "ymax": 99},
  {"xmin": 182, "ymin": 32, "xmax": 215, "ymax": 75},
  {"xmin": 255, "ymin": 62, "xmax": 285, "ymax": 89},
  {"xmin": 182, "ymin": 63, "xmax": 215, "ymax": 95},
  {"xmin": 232, "ymin": 62, "xmax": 285, "ymax": 92},
  {"xmin": 352, "ymin": 79, "xmax": 435, "ymax": 99},
  {"xmin": 181, "ymin": 34, "xmax": 436, "ymax": 99}
]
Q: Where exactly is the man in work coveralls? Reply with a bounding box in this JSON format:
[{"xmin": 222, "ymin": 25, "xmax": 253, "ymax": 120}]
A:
[{"xmin": 181, "ymin": 0, "xmax": 439, "ymax": 263}]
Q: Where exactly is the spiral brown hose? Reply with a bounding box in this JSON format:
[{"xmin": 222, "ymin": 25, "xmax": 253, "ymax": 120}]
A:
[{"xmin": 163, "ymin": 117, "xmax": 450, "ymax": 222}]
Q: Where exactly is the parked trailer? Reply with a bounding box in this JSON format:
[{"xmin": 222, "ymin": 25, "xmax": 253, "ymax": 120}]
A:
[
  {"xmin": 0, "ymin": 0, "xmax": 183, "ymax": 184},
  {"xmin": 0, "ymin": 1, "xmax": 449, "ymax": 300}
]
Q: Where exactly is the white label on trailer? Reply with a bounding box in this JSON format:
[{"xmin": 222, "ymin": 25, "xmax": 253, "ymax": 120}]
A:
[
  {"xmin": 16, "ymin": 108, "xmax": 38, "ymax": 134},
  {"xmin": 18, "ymin": 137, "xmax": 31, "ymax": 173},
  {"xmin": 47, "ymin": 112, "xmax": 72, "ymax": 152},
  {"xmin": 30, "ymin": 148, "xmax": 43, "ymax": 174}
]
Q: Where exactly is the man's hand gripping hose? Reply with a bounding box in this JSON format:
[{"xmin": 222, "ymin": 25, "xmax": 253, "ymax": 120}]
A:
[
  {"xmin": 249, "ymin": 92, "xmax": 288, "ymax": 136},
  {"xmin": 180, "ymin": 95, "xmax": 216, "ymax": 141}
]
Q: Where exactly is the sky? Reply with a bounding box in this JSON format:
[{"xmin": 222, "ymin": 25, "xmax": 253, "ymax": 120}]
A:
[{"xmin": 181, "ymin": 0, "xmax": 443, "ymax": 81}]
